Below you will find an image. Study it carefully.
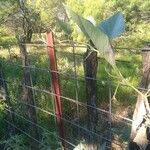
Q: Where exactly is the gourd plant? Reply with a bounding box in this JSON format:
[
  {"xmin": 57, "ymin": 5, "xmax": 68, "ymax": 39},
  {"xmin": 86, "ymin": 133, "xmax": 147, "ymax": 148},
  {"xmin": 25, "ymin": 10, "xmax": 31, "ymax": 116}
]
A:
[
  {"xmin": 58, "ymin": 6, "xmax": 150, "ymax": 150},
  {"xmin": 61, "ymin": 6, "xmax": 125, "ymax": 65},
  {"xmin": 57, "ymin": 6, "xmax": 125, "ymax": 149}
]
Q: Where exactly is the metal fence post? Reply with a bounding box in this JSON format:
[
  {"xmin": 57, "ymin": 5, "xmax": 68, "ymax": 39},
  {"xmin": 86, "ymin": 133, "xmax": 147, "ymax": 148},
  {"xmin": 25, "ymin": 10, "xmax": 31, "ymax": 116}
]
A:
[{"xmin": 46, "ymin": 32, "xmax": 66, "ymax": 149}]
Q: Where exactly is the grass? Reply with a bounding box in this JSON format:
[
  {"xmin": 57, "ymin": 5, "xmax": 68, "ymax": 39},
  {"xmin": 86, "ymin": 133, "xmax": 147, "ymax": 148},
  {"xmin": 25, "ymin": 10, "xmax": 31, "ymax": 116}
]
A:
[{"xmin": 0, "ymin": 44, "xmax": 142, "ymax": 149}]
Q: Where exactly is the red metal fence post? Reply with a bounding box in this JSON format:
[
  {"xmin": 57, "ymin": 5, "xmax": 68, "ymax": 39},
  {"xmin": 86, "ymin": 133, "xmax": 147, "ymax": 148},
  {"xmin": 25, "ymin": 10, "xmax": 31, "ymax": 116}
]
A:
[{"xmin": 46, "ymin": 32, "xmax": 66, "ymax": 149}]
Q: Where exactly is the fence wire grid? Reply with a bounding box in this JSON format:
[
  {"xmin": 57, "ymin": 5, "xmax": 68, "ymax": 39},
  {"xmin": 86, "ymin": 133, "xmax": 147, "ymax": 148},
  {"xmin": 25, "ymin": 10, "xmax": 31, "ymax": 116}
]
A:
[{"xmin": 0, "ymin": 33, "xmax": 145, "ymax": 150}]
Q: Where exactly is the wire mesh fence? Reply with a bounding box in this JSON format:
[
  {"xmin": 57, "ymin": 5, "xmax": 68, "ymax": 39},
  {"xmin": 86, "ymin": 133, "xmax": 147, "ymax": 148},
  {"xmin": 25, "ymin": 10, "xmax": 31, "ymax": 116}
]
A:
[{"xmin": 0, "ymin": 32, "xmax": 146, "ymax": 150}]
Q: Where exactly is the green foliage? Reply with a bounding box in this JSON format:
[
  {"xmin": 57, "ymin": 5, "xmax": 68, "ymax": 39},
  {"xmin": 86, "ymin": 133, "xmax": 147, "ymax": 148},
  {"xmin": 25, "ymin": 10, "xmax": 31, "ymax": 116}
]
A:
[
  {"xmin": 40, "ymin": 131, "xmax": 61, "ymax": 150},
  {"xmin": 66, "ymin": 6, "xmax": 110, "ymax": 50},
  {"xmin": 66, "ymin": 6, "xmax": 117, "ymax": 67},
  {"xmin": 0, "ymin": 0, "xmax": 149, "ymax": 48},
  {"xmin": 65, "ymin": 0, "xmax": 115, "ymax": 41},
  {"xmin": 65, "ymin": 0, "xmax": 115, "ymax": 21},
  {"xmin": 0, "ymin": 98, "xmax": 6, "ymax": 118},
  {"xmin": 0, "ymin": 98, "xmax": 6, "ymax": 140},
  {"xmin": 27, "ymin": 0, "xmax": 64, "ymax": 29},
  {"xmin": 0, "ymin": 43, "xmax": 142, "ymax": 149},
  {"xmin": 57, "ymin": 18, "xmax": 72, "ymax": 35},
  {"xmin": 0, "ymin": 0, "xmax": 150, "ymax": 149},
  {"xmin": 1, "ymin": 134, "xmax": 28, "ymax": 150},
  {"xmin": 114, "ymin": 0, "xmax": 150, "ymax": 47},
  {"xmin": 0, "ymin": 35, "xmax": 16, "ymax": 48},
  {"xmin": 64, "ymin": 0, "xmax": 150, "ymax": 47},
  {"xmin": 0, "ymin": 12, "xmax": 16, "ymax": 48}
]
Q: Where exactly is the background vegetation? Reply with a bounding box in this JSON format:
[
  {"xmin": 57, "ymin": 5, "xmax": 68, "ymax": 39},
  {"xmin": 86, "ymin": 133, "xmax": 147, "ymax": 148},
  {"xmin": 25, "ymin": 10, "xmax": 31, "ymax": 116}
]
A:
[{"xmin": 0, "ymin": 0, "xmax": 150, "ymax": 149}]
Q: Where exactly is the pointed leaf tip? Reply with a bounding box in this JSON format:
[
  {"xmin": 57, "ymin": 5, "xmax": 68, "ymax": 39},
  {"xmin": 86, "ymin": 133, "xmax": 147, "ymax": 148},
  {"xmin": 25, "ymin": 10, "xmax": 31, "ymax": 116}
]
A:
[
  {"xmin": 65, "ymin": 6, "xmax": 109, "ymax": 51},
  {"xmin": 65, "ymin": 6, "xmax": 116, "ymax": 67},
  {"xmin": 99, "ymin": 12, "xmax": 125, "ymax": 39}
]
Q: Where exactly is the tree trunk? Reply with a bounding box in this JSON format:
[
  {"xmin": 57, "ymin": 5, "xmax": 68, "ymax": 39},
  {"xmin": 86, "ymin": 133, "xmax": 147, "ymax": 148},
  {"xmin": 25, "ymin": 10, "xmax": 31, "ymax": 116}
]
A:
[
  {"xmin": 17, "ymin": 36, "xmax": 39, "ymax": 150},
  {"xmin": 129, "ymin": 45, "xmax": 150, "ymax": 150},
  {"xmin": 0, "ymin": 61, "xmax": 16, "ymax": 135},
  {"xmin": 83, "ymin": 43, "xmax": 98, "ymax": 149}
]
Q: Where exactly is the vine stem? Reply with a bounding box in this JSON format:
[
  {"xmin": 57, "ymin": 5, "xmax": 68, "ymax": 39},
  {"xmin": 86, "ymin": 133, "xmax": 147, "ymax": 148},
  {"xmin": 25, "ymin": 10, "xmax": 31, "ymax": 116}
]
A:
[
  {"xmin": 112, "ymin": 83, "xmax": 120, "ymax": 100},
  {"xmin": 112, "ymin": 66, "xmax": 150, "ymax": 114}
]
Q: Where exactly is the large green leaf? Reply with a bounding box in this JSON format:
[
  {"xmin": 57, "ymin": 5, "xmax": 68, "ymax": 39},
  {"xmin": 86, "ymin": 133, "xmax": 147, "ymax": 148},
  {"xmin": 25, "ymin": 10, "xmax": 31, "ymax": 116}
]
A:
[
  {"xmin": 66, "ymin": 6, "xmax": 109, "ymax": 51},
  {"xmin": 98, "ymin": 12, "xmax": 125, "ymax": 39},
  {"xmin": 65, "ymin": 6, "xmax": 116, "ymax": 67},
  {"xmin": 104, "ymin": 42, "xmax": 116, "ymax": 67},
  {"xmin": 57, "ymin": 18, "xmax": 72, "ymax": 35}
]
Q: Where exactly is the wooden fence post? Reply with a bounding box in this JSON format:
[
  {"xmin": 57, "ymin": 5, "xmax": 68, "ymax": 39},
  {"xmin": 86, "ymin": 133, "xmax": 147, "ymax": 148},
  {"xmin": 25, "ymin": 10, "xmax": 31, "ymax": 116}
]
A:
[
  {"xmin": 129, "ymin": 45, "xmax": 150, "ymax": 150},
  {"xmin": 83, "ymin": 41, "xmax": 98, "ymax": 149},
  {"xmin": 17, "ymin": 36, "xmax": 40, "ymax": 150},
  {"xmin": 46, "ymin": 32, "xmax": 66, "ymax": 149}
]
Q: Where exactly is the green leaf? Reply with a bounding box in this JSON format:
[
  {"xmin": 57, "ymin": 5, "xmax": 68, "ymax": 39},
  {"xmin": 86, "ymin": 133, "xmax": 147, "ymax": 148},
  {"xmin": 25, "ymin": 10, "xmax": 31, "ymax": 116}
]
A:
[
  {"xmin": 65, "ymin": 5, "xmax": 109, "ymax": 51},
  {"xmin": 104, "ymin": 42, "xmax": 116, "ymax": 67},
  {"xmin": 57, "ymin": 18, "xmax": 72, "ymax": 35},
  {"xmin": 99, "ymin": 12, "xmax": 125, "ymax": 39},
  {"xmin": 65, "ymin": 6, "xmax": 116, "ymax": 67}
]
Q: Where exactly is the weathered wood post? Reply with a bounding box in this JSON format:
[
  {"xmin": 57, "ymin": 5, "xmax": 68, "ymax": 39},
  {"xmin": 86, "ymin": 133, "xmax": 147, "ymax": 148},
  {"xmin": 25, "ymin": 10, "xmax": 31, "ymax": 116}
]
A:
[
  {"xmin": 83, "ymin": 41, "xmax": 98, "ymax": 149},
  {"xmin": 129, "ymin": 45, "xmax": 150, "ymax": 150},
  {"xmin": 46, "ymin": 32, "xmax": 66, "ymax": 149},
  {"xmin": 17, "ymin": 36, "xmax": 39, "ymax": 150}
]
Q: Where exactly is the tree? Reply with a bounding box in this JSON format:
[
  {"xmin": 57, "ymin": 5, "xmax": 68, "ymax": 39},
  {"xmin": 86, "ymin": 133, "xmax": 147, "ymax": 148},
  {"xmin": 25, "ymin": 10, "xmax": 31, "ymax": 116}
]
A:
[
  {"xmin": 0, "ymin": 0, "xmax": 65, "ymax": 149},
  {"xmin": 0, "ymin": 0, "xmax": 41, "ymax": 149},
  {"xmin": 0, "ymin": 0, "xmax": 17, "ymax": 138}
]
